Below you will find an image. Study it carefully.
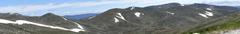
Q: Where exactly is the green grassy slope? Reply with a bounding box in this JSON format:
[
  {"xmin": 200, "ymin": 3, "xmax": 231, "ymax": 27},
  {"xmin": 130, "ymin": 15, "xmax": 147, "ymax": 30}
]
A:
[
  {"xmin": 184, "ymin": 12, "xmax": 240, "ymax": 34},
  {"xmin": 191, "ymin": 19, "xmax": 240, "ymax": 34}
]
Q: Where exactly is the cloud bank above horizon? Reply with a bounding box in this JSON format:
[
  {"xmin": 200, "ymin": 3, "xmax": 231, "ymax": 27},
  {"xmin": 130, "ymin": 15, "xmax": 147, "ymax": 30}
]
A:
[{"xmin": 0, "ymin": 0, "xmax": 240, "ymax": 16}]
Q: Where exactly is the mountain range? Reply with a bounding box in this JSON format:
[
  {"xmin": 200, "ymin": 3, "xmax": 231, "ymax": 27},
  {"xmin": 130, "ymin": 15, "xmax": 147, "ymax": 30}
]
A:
[
  {"xmin": 1, "ymin": 3, "xmax": 240, "ymax": 34},
  {"xmin": 64, "ymin": 13, "xmax": 98, "ymax": 21}
]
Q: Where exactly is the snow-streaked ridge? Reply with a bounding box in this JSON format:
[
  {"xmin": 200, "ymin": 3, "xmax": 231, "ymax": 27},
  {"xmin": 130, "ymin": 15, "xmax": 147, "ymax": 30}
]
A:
[
  {"xmin": 62, "ymin": 17, "xmax": 68, "ymax": 20},
  {"xmin": 116, "ymin": 13, "xmax": 126, "ymax": 21},
  {"xmin": 114, "ymin": 17, "xmax": 119, "ymax": 23},
  {"xmin": 198, "ymin": 11, "xmax": 214, "ymax": 18},
  {"xmin": 199, "ymin": 13, "xmax": 208, "ymax": 18},
  {"xmin": 166, "ymin": 11, "xmax": 175, "ymax": 15},
  {"xmin": 0, "ymin": 19, "xmax": 85, "ymax": 32},
  {"xmin": 205, "ymin": 11, "xmax": 213, "ymax": 16},
  {"xmin": 70, "ymin": 21, "xmax": 85, "ymax": 32},
  {"xmin": 135, "ymin": 12, "xmax": 141, "ymax": 17},
  {"xmin": 130, "ymin": 7, "xmax": 135, "ymax": 10}
]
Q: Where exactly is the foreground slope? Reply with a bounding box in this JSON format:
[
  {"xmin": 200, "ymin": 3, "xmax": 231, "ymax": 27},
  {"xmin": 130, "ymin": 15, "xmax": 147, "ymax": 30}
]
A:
[{"xmin": 186, "ymin": 11, "xmax": 240, "ymax": 34}]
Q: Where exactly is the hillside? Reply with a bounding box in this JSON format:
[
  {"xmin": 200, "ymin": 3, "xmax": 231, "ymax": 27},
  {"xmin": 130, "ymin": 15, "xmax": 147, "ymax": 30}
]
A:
[{"xmin": 0, "ymin": 3, "xmax": 240, "ymax": 34}]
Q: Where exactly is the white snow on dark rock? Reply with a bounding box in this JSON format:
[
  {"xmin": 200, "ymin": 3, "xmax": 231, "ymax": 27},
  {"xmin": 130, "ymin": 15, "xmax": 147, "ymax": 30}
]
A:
[
  {"xmin": 62, "ymin": 17, "xmax": 68, "ymax": 20},
  {"xmin": 205, "ymin": 11, "xmax": 213, "ymax": 16},
  {"xmin": 135, "ymin": 12, "xmax": 141, "ymax": 17},
  {"xmin": 70, "ymin": 21, "xmax": 85, "ymax": 31},
  {"xmin": 130, "ymin": 7, "xmax": 135, "ymax": 10},
  {"xmin": 116, "ymin": 13, "xmax": 126, "ymax": 21},
  {"xmin": 114, "ymin": 17, "xmax": 119, "ymax": 23},
  {"xmin": 199, "ymin": 13, "xmax": 208, "ymax": 18},
  {"xmin": 206, "ymin": 8, "xmax": 213, "ymax": 11},
  {"xmin": 166, "ymin": 11, "xmax": 175, "ymax": 15},
  {"xmin": 198, "ymin": 11, "xmax": 214, "ymax": 18},
  {"xmin": 0, "ymin": 19, "xmax": 85, "ymax": 32}
]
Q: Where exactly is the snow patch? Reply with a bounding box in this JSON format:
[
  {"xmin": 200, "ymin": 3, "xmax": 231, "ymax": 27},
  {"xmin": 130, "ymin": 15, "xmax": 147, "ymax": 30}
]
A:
[
  {"xmin": 206, "ymin": 8, "xmax": 213, "ymax": 11},
  {"xmin": 198, "ymin": 11, "xmax": 214, "ymax": 18},
  {"xmin": 166, "ymin": 11, "xmax": 175, "ymax": 15},
  {"xmin": 116, "ymin": 13, "xmax": 126, "ymax": 21},
  {"xmin": 114, "ymin": 17, "xmax": 119, "ymax": 23},
  {"xmin": 135, "ymin": 12, "xmax": 141, "ymax": 17},
  {"xmin": 0, "ymin": 19, "xmax": 85, "ymax": 32},
  {"xmin": 70, "ymin": 21, "xmax": 85, "ymax": 31},
  {"xmin": 61, "ymin": 17, "xmax": 68, "ymax": 20},
  {"xmin": 0, "ymin": 19, "xmax": 17, "ymax": 24},
  {"xmin": 130, "ymin": 7, "xmax": 135, "ymax": 10},
  {"xmin": 180, "ymin": 4, "xmax": 184, "ymax": 6},
  {"xmin": 88, "ymin": 16, "xmax": 95, "ymax": 19},
  {"xmin": 70, "ymin": 28, "xmax": 83, "ymax": 32},
  {"xmin": 193, "ymin": 33, "xmax": 200, "ymax": 34},
  {"xmin": 205, "ymin": 11, "xmax": 213, "ymax": 16},
  {"xmin": 199, "ymin": 13, "xmax": 208, "ymax": 18}
]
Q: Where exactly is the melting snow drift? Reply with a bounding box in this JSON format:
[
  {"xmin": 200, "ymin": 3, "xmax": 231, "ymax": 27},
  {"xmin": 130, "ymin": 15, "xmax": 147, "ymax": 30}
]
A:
[
  {"xmin": 116, "ymin": 13, "xmax": 126, "ymax": 21},
  {"xmin": 205, "ymin": 11, "xmax": 213, "ymax": 16},
  {"xmin": 206, "ymin": 8, "xmax": 213, "ymax": 11},
  {"xmin": 198, "ymin": 11, "xmax": 214, "ymax": 18},
  {"xmin": 135, "ymin": 12, "xmax": 141, "ymax": 17},
  {"xmin": 199, "ymin": 13, "xmax": 208, "ymax": 18},
  {"xmin": 193, "ymin": 33, "xmax": 200, "ymax": 34},
  {"xmin": 130, "ymin": 7, "xmax": 135, "ymax": 10},
  {"xmin": 0, "ymin": 19, "xmax": 85, "ymax": 32},
  {"xmin": 166, "ymin": 11, "xmax": 175, "ymax": 15},
  {"xmin": 114, "ymin": 17, "xmax": 119, "ymax": 23}
]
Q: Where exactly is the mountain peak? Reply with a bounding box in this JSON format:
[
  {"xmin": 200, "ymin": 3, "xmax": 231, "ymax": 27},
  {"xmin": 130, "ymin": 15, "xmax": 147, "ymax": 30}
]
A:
[
  {"xmin": 165, "ymin": 3, "xmax": 181, "ymax": 5},
  {"xmin": 126, "ymin": 7, "xmax": 142, "ymax": 10},
  {"xmin": 160, "ymin": 3, "xmax": 183, "ymax": 6},
  {"xmin": 42, "ymin": 13, "xmax": 57, "ymax": 17},
  {"xmin": 145, "ymin": 3, "xmax": 184, "ymax": 9},
  {"xmin": 40, "ymin": 13, "xmax": 67, "ymax": 20}
]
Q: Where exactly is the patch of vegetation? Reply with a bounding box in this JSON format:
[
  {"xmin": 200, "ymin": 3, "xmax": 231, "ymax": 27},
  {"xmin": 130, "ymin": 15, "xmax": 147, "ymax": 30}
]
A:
[
  {"xmin": 182, "ymin": 12, "xmax": 240, "ymax": 34},
  {"xmin": 188, "ymin": 19, "xmax": 240, "ymax": 34},
  {"xmin": 188, "ymin": 16, "xmax": 240, "ymax": 34}
]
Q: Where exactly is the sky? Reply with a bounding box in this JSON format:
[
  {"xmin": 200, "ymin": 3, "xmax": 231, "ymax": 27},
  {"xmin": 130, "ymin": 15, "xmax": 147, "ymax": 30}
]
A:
[{"xmin": 0, "ymin": 0, "xmax": 240, "ymax": 16}]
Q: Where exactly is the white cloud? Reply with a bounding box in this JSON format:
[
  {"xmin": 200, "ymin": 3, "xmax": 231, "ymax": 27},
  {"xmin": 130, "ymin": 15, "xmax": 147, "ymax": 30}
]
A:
[
  {"xmin": 206, "ymin": 1, "xmax": 240, "ymax": 6},
  {"xmin": 101, "ymin": 0, "xmax": 240, "ymax": 7},
  {"xmin": 1, "ymin": 0, "xmax": 240, "ymax": 16},
  {"xmin": 0, "ymin": 1, "xmax": 122, "ymax": 13}
]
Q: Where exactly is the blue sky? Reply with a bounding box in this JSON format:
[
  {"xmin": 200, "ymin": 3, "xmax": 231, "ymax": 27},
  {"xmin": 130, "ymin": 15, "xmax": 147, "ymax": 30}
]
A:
[{"xmin": 0, "ymin": 0, "xmax": 240, "ymax": 16}]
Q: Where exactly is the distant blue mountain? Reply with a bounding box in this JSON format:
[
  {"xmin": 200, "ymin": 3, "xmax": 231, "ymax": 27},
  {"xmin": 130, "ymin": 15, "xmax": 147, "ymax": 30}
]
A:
[
  {"xmin": 64, "ymin": 13, "xmax": 98, "ymax": 21},
  {"xmin": 237, "ymin": 6, "xmax": 240, "ymax": 8}
]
